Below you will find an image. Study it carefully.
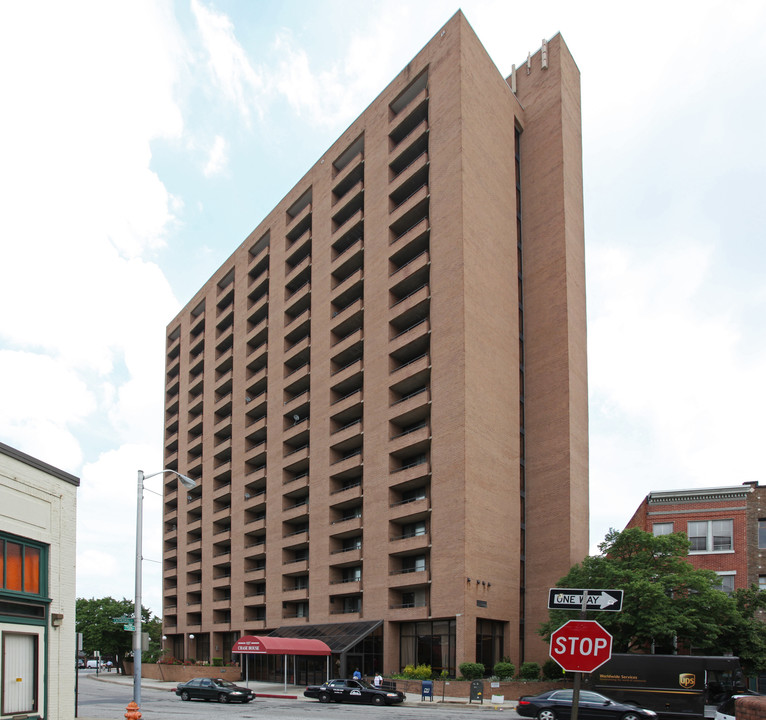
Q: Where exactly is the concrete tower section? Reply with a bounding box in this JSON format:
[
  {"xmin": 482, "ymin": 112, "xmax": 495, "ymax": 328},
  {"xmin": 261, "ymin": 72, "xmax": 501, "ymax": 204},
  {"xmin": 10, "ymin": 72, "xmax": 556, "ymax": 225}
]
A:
[{"xmin": 161, "ymin": 11, "xmax": 587, "ymax": 677}]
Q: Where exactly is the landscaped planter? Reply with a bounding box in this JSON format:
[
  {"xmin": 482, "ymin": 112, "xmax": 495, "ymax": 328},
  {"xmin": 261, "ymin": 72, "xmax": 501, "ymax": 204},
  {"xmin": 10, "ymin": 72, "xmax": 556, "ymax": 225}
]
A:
[
  {"xmin": 123, "ymin": 662, "xmax": 242, "ymax": 683},
  {"xmin": 392, "ymin": 678, "xmax": 570, "ymax": 701}
]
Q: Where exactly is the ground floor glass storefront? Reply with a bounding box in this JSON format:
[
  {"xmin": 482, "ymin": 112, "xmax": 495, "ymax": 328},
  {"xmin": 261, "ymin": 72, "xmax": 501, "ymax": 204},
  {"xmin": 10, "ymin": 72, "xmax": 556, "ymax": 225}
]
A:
[
  {"xmin": 399, "ymin": 619, "xmax": 456, "ymax": 676},
  {"xmin": 475, "ymin": 618, "xmax": 505, "ymax": 673},
  {"xmin": 243, "ymin": 622, "xmax": 383, "ymax": 684}
]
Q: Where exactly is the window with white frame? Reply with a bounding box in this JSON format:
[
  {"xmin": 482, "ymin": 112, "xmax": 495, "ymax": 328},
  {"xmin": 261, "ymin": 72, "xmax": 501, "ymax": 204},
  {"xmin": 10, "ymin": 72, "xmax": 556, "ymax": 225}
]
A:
[
  {"xmin": 653, "ymin": 522, "xmax": 674, "ymax": 536},
  {"xmin": 687, "ymin": 519, "xmax": 733, "ymax": 552},
  {"xmin": 760, "ymin": 575, "xmax": 766, "ymax": 592},
  {"xmin": 715, "ymin": 572, "xmax": 736, "ymax": 595}
]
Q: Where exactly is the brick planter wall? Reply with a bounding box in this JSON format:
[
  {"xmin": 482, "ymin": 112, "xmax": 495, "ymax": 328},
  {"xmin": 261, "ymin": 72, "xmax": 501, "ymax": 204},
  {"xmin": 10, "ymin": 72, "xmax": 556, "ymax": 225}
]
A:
[
  {"xmin": 392, "ymin": 678, "xmax": 571, "ymax": 700},
  {"xmin": 123, "ymin": 662, "xmax": 242, "ymax": 683}
]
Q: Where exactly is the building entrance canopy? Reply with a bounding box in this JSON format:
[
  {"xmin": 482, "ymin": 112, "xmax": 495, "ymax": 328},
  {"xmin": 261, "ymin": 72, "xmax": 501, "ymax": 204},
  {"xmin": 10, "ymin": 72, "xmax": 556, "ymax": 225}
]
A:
[
  {"xmin": 232, "ymin": 635, "xmax": 331, "ymax": 656},
  {"xmin": 232, "ymin": 635, "xmax": 332, "ymax": 693}
]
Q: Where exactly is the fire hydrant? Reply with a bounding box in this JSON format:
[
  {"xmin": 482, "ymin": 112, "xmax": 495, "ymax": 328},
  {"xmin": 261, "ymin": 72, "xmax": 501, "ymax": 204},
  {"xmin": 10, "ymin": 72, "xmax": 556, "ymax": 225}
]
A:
[{"xmin": 125, "ymin": 701, "xmax": 142, "ymax": 720}]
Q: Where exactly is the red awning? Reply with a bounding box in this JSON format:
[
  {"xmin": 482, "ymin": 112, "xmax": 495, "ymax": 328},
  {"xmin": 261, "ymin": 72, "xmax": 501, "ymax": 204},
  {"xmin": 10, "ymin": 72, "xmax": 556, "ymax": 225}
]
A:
[{"xmin": 231, "ymin": 635, "xmax": 331, "ymax": 656}]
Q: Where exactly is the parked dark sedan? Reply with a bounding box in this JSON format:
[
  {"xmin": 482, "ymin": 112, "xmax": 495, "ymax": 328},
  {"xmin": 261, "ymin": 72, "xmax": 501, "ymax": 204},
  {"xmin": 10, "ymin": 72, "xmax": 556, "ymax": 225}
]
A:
[
  {"xmin": 517, "ymin": 689, "xmax": 657, "ymax": 720},
  {"xmin": 175, "ymin": 677, "xmax": 254, "ymax": 703},
  {"xmin": 304, "ymin": 678, "xmax": 405, "ymax": 705}
]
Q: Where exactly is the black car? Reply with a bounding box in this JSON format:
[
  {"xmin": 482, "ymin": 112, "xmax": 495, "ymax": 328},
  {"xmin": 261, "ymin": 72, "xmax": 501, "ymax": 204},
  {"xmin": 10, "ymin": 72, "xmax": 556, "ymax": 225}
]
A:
[
  {"xmin": 304, "ymin": 678, "xmax": 405, "ymax": 705},
  {"xmin": 517, "ymin": 689, "xmax": 658, "ymax": 720},
  {"xmin": 175, "ymin": 677, "xmax": 254, "ymax": 703}
]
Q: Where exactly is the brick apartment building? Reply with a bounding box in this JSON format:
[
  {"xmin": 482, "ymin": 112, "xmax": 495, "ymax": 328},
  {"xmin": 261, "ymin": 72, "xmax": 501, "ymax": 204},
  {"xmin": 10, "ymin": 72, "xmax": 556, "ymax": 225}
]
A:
[
  {"xmin": 626, "ymin": 483, "xmax": 766, "ymax": 594},
  {"xmin": 161, "ymin": 11, "xmax": 588, "ymax": 681}
]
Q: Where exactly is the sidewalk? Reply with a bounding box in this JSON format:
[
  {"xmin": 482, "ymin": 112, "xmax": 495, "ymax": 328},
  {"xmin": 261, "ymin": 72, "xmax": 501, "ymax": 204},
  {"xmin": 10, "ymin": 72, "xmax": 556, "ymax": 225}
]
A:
[{"xmin": 89, "ymin": 672, "xmax": 519, "ymax": 709}]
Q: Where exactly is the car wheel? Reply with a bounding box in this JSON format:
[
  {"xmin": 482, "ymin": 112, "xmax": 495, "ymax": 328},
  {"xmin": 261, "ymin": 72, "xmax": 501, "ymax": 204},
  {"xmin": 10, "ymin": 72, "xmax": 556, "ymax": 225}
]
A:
[
  {"xmin": 372, "ymin": 694, "xmax": 385, "ymax": 706},
  {"xmin": 319, "ymin": 692, "xmax": 331, "ymax": 703},
  {"xmin": 622, "ymin": 713, "xmax": 641, "ymax": 720},
  {"xmin": 537, "ymin": 709, "xmax": 557, "ymax": 720},
  {"xmin": 218, "ymin": 693, "xmax": 228, "ymax": 703},
  {"xmin": 180, "ymin": 691, "xmax": 190, "ymax": 701}
]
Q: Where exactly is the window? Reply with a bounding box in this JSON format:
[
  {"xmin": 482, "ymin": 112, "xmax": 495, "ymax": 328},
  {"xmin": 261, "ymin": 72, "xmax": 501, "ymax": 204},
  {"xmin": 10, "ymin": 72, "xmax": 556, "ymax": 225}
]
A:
[
  {"xmin": 715, "ymin": 572, "xmax": 736, "ymax": 595},
  {"xmin": 653, "ymin": 522, "xmax": 674, "ymax": 536},
  {"xmin": 1, "ymin": 535, "xmax": 44, "ymax": 596},
  {"xmin": 402, "ymin": 555, "xmax": 426, "ymax": 573},
  {"xmin": 342, "ymin": 597, "xmax": 361, "ymax": 614},
  {"xmin": 402, "ymin": 521, "xmax": 426, "ymax": 539},
  {"xmin": 760, "ymin": 575, "xmax": 766, "ymax": 592},
  {"xmin": 759, "ymin": 520, "xmax": 766, "ymax": 549},
  {"xmin": 687, "ymin": 520, "xmax": 733, "ymax": 553}
]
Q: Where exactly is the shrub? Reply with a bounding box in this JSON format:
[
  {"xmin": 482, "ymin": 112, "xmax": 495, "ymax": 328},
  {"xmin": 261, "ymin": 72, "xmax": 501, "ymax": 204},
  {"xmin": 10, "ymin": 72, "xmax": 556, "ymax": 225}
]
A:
[
  {"xmin": 458, "ymin": 662, "xmax": 485, "ymax": 680},
  {"xmin": 493, "ymin": 661, "xmax": 515, "ymax": 679},
  {"xmin": 397, "ymin": 663, "xmax": 432, "ymax": 679},
  {"xmin": 518, "ymin": 661, "xmax": 540, "ymax": 680},
  {"xmin": 542, "ymin": 659, "xmax": 565, "ymax": 680},
  {"xmin": 212, "ymin": 657, "xmax": 223, "ymax": 667}
]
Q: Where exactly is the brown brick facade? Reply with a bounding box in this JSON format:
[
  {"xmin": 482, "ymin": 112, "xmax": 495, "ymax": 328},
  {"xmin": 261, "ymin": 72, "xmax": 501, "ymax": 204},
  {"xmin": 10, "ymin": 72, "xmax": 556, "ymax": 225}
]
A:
[
  {"xmin": 626, "ymin": 484, "xmax": 766, "ymax": 592},
  {"xmin": 161, "ymin": 11, "xmax": 587, "ymax": 674}
]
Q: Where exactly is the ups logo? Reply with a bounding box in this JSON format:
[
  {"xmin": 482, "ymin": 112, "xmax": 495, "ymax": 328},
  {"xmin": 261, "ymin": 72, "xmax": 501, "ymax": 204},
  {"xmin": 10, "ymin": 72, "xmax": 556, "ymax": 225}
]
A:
[{"xmin": 679, "ymin": 674, "xmax": 696, "ymax": 689}]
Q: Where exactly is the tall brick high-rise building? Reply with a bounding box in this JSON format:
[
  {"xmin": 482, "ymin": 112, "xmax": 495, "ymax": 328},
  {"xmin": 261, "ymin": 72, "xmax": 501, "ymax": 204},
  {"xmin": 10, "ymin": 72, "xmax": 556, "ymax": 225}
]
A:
[{"xmin": 161, "ymin": 11, "xmax": 587, "ymax": 680}]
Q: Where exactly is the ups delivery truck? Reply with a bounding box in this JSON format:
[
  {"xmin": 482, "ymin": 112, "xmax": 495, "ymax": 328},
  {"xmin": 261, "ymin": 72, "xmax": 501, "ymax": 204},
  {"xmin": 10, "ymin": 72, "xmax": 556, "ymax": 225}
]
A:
[{"xmin": 588, "ymin": 654, "xmax": 743, "ymax": 718}]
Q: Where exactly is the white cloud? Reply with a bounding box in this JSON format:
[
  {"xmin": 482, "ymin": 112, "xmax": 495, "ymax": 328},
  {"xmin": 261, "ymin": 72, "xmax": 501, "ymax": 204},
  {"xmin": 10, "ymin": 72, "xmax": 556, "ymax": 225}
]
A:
[
  {"xmin": 191, "ymin": 0, "xmax": 263, "ymax": 121},
  {"xmin": 77, "ymin": 444, "xmax": 166, "ymax": 614},
  {"xmin": 204, "ymin": 135, "xmax": 228, "ymax": 177}
]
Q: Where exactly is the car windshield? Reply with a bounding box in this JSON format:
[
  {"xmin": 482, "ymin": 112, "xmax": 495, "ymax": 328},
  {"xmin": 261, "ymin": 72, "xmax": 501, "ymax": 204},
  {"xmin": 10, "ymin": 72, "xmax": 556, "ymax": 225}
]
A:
[{"xmin": 213, "ymin": 680, "xmax": 236, "ymax": 687}]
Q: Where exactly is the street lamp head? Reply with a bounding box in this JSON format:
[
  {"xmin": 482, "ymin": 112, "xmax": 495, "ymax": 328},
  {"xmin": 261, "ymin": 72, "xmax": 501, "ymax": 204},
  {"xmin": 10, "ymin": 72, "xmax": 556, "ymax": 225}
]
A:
[{"xmin": 175, "ymin": 472, "xmax": 197, "ymax": 490}]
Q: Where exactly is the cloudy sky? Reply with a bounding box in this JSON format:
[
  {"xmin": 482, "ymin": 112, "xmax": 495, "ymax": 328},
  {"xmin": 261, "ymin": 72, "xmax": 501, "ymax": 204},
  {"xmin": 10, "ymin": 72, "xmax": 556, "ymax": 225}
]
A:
[{"xmin": 1, "ymin": 0, "xmax": 764, "ymax": 618}]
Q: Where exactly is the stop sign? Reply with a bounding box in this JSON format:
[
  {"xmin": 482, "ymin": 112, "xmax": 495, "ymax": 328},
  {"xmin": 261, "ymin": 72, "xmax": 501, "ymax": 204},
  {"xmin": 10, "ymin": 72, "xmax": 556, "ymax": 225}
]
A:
[{"xmin": 549, "ymin": 620, "xmax": 612, "ymax": 673}]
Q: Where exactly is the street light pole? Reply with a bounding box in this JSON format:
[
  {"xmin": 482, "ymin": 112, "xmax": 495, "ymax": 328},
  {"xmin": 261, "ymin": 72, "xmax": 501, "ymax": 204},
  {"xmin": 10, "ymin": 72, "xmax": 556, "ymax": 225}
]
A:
[{"xmin": 134, "ymin": 469, "xmax": 197, "ymax": 706}]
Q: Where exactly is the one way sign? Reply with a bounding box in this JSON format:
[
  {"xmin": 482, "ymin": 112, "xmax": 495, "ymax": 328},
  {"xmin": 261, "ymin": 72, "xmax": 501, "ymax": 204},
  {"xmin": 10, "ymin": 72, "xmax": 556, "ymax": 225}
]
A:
[{"xmin": 548, "ymin": 588, "xmax": 623, "ymax": 612}]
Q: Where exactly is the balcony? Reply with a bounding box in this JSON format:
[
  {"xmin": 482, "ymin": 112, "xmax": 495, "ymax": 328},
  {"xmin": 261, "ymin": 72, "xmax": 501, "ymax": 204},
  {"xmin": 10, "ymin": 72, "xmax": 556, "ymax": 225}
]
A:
[
  {"xmin": 389, "ymin": 124, "xmax": 428, "ymax": 177},
  {"xmin": 329, "ymin": 579, "xmax": 362, "ymax": 595},
  {"xmin": 329, "ymin": 515, "xmax": 363, "ymax": 539},
  {"xmin": 330, "ymin": 296, "xmax": 363, "ymax": 333},
  {"xmin": 245, "ymin": 566, "xmax": 266, "ymax": 581},
  {"xmin": 330, "ymin": 388, "xmax": 362, "ymax": 417},
  {"xmin": 389, "ymin": 162, "xmax": 428, "ymax": 215},
  {"xmin": 390, "ymin": 351, "xmax": 430, "ymax": 381},
  {"xmin": 389, "ymin": 194, "xmax": 429, "ymax": 243},
  {"xmin": 330, "ymin": 451, "xmax": 362, "ymax": 476},
  {"xmin": 330, "ymin": 547, "xmax": 362, "ymax": 566},
  {"xmin": 389, "ymin": 423, "xmax": 430, "ymax": 456},
  {"xmin": 330, "ymin": 418, "xmax": 363, "ymax": 448},
  {"xmin": 285, "ymin": 284, "xmax": 311, "ymax": 322},
  {"xmin": 389, "ymin": 91, "xmax": 428, "ymax": 145},
  {"xmin": 284, "ymin": 306, "xmax": 310, "ymax": 336},
  {"xmin": 329, "ymin": 481, "xmax": 363, "ymax": 505},
  {"xmin": 388, "ymin": 567, "xmax": 430, "ymax": 589},
  {"xmin": 387, "ymin": 603, "xmax": 428, "ymax": 620},
  {"xmin": 247, "ymin": 272, "xmax": 269, "ymax": 305},
  {"xmin": 332, "ymin": 218, "xmax": 364, "ymax": 260},
  {"xmin": 389, "ymin": 531, "xmax": 430, "ymax": 554},
  {"xmin": 282, "ymin": 558, "xmax": 309, "ymax": 575},
  {"xmin": 332, "ymin": 189, "xmax": 364, "ymax": 234},
  {"xmin": 333, "ymin": 156, "xmax": 364, "ymax": 203},
  {"xmin": 282, "ymin": 586, "xmax": 309, "ymax": 602},
  {"xmin": 283, "ymin": 500, "xmax": 309, "ymax": 523},
  {"xmin": 389, "ymin": 321, "xmax": 429, "ymax": 361},
  {"xmin": 331, "ymin": 272, "xmax": 363, "ymax": 313},
  {"xmin": 285, "ymin": 253, "xmax": 311, "ymax": 287}
]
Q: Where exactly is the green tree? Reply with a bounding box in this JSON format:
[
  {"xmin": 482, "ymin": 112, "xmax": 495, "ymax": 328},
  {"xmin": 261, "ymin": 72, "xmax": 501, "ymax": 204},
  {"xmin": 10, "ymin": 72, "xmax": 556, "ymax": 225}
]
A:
[
  {"xmin": 75, "ymin": 597, "xmax": 158, "ymax": 663},
  {"xmin": 537, "ymin": 528, "xmax": 745, "ymax": 655},
  {"xmin": 715, "ymin": 585, "xmax": 766, "ymax": 675}
]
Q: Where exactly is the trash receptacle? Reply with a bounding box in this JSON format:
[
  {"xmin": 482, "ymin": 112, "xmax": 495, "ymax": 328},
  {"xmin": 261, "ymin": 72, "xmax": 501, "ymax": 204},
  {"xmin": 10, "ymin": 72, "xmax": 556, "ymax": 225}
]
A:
[
  {"xmin": 470, "ymin": 679, "xmax": 483, "ymax": 704},
  {"xmin": 421, "ymin": 680, "xmax": 433, "ymax": 701}
]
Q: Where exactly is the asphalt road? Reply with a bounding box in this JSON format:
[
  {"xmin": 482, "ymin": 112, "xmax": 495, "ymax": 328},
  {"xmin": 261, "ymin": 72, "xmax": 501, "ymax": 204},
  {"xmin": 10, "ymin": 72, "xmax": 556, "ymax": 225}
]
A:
[{"xmin": 76, "ymin": 672, "xmax": 521, "ymax": 720}]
